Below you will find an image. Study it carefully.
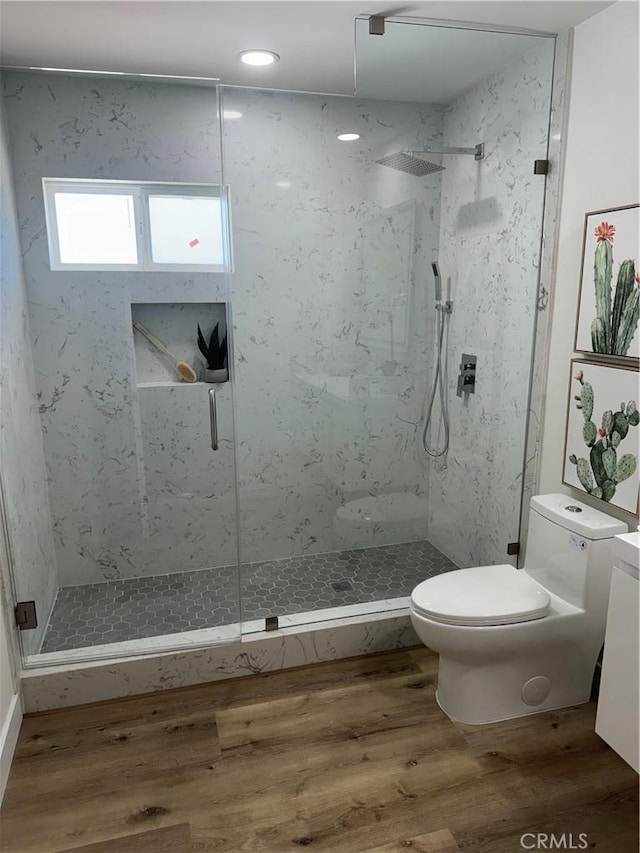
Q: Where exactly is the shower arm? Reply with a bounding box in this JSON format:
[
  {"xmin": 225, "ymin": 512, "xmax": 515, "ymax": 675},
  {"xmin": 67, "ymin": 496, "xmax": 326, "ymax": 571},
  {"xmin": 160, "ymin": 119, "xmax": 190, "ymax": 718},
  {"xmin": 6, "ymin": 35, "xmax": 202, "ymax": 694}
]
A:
[{"xmin": 408, "ymin": 143, "xmax": 485, "ymax": 161}]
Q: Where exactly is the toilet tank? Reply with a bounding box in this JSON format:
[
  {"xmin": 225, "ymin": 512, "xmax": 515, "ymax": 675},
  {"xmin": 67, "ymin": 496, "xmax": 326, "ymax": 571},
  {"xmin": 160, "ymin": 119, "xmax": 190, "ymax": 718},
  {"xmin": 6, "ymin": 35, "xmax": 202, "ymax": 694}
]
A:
[{"xmin": 524, "ymin": 494, "xmax": 628, "ymax": 611}]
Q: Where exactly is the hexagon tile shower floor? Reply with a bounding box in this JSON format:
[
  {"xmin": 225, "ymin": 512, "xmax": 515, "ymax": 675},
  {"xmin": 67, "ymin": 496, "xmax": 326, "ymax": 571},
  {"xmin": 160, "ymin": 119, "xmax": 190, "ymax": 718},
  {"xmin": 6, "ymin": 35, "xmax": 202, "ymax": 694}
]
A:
[{"xmin": 41, "ymin": 540, "xmax": 457, "ymax": 652}]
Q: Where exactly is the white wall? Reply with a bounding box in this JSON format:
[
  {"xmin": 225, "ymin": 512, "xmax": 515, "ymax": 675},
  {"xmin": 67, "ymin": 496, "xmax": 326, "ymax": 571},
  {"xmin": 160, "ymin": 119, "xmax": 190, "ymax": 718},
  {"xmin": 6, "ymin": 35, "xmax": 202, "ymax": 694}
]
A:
[
  {"xmin": 0, "ymin": 579, "xmax": 21, "ymax": 805},
  {"xmin": 539, "ymin": 1, "xmax": 639, "ymax": 526},
  {"xmin": 0, "ymin": 605, "xmax": 15, "ymax": 754},
  {"xmin": 0, "ymin": 484, "xmax": 21, "ymax": 803}
]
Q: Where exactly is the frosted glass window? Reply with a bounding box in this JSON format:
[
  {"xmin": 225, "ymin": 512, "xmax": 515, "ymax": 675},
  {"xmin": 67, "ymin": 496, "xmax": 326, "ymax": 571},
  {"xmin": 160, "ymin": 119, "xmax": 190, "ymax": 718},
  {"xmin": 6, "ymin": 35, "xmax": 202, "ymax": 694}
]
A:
[
  {"xmin": 148, "ymin": 195, "xmax": 224, "ymax": 265},
  {"xmin": 43, "ymin": 179, "xmax": 229, "ymax": 271},
  {"xmin": 54, "ymin": 192, "xmax": 138, "ymax": 264}
]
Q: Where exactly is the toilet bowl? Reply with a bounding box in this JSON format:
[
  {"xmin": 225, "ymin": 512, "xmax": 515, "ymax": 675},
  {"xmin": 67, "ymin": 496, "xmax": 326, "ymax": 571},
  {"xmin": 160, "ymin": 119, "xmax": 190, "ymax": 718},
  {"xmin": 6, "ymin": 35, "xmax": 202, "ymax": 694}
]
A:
[
  {"xmin": 410, "ymin": 494, "xmax": 627, "ymax": 724},
  {"xmin": 334, "ymin": 491, "xmax": 427, "ymax": 549}
]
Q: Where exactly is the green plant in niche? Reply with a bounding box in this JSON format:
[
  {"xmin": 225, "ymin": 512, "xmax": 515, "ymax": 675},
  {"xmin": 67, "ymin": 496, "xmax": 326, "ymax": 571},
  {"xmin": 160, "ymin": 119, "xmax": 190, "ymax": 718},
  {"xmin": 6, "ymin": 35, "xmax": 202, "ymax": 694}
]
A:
[
  {"xmin": 590, "ymin": 221, "xmax": 639, "ymax": 356},
  {"xmin": 197, "ymin": 323, "xmax": 227, "ymax": 370},
  {"xmin": 568, "ymin": 370, "xmax": 638, "ymax": 502}
]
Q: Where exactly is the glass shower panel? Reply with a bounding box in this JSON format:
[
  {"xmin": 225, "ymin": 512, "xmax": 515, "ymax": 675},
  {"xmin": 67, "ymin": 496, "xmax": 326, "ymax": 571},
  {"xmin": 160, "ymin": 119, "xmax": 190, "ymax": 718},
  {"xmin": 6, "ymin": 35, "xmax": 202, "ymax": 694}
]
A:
[
  {"xmin": 1, "ymin": 71, "xmax": 241, "ymax": 664},
  {"xmin": 355, "ymin": 18, "xmax": 556, "ymax": 569},
  {"xmin": 223, "ymin": 85, "xmax": 452, "ymax": 631}
]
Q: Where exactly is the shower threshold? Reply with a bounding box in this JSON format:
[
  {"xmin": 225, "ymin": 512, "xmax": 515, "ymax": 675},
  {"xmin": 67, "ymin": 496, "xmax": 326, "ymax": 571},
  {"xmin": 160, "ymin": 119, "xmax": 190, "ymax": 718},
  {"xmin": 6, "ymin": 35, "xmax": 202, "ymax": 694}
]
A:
[{"xmin": 39, "ymin": 539, "xmax": 457, "ymax": 656}]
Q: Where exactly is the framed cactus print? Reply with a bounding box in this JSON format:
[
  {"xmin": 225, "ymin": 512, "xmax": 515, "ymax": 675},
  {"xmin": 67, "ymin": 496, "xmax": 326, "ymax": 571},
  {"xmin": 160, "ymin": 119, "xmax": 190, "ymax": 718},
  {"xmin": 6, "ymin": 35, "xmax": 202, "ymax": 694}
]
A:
[
  {"xmin": 563, "ymin": 359, "xmax": 639, "ymax": 515},
  {"xmin": 574, "ymin": 203, "xmax": 639, "ymax": 362}
]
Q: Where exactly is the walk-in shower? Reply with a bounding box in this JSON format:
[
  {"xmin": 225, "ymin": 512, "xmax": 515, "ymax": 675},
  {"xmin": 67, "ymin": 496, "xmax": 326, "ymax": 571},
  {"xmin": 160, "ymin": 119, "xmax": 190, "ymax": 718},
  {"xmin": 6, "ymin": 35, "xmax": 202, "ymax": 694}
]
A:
[{"xmin": 0, "ymin": 16, "xmax": 556, "ymax": 672}]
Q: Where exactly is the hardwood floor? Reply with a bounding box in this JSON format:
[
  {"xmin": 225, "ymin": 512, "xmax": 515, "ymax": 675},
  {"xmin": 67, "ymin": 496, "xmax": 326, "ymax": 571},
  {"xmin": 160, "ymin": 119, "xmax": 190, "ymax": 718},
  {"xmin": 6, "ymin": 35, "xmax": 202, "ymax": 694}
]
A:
[
  {"xmin": 56, "ymin": 824, "xmax": 192, "ymax": 853},
  {"xmin": 1, "ymin": 648, "xmax": 637, "ymax": 852}
]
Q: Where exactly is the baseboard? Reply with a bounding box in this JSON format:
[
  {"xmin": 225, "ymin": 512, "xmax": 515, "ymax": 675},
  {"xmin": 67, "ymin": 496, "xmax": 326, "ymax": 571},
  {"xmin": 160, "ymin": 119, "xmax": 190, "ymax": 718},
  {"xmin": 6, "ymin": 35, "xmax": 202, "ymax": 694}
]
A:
[{"xmin": 0, "ymin": 692, "xmax": 22, "ymax": 804}]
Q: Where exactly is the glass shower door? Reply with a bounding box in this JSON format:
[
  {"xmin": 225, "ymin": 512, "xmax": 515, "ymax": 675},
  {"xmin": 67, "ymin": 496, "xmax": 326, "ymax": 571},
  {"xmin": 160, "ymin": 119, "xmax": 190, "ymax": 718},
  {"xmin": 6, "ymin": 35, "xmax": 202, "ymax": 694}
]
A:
[
  {"xmin": 222, "ymin": 84, "xmax": 454, "ymax": 632},
  {"xmin": 1, "ymin": 70, "xmax": 242, "ymax": 664},
  {"xmin": 224, "ymin": 18, "xmax": 555, "ymax": 633}
]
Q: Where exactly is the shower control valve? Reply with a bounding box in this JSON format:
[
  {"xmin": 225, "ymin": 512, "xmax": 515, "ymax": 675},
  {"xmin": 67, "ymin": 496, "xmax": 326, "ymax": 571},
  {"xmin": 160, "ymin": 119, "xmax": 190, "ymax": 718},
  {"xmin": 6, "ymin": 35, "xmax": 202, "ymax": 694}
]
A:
[{"xmin": 457, "ymin": 353, "xmax": 477, "ymax": 397}]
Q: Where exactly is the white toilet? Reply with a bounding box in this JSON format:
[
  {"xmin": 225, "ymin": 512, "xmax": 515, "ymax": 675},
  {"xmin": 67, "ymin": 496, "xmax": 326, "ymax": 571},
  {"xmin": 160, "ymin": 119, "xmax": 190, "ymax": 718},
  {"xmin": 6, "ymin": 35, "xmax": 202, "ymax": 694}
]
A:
[{"xmin": 410, "ymin": 494, "xmax": 628, "ymax": 724}]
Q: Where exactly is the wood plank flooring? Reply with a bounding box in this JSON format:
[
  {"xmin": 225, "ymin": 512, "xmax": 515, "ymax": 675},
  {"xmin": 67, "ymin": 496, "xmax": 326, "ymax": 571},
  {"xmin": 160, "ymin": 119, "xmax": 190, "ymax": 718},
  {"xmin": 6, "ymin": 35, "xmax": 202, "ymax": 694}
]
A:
[
  {"xmin": 0, "ymin": 648, "xmax": 637, "ymax": 853},
  {"xmin": 56, "ymin": 824, "xmax": 192, "ymax": 853}
]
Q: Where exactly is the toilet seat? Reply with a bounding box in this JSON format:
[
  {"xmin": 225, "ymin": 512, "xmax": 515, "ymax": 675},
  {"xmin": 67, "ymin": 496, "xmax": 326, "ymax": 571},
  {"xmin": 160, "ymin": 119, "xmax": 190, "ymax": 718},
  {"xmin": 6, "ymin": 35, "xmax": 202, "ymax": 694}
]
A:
[{"xmin": 411, "ymin": 564, "xmax": 551, "ymax": 627}]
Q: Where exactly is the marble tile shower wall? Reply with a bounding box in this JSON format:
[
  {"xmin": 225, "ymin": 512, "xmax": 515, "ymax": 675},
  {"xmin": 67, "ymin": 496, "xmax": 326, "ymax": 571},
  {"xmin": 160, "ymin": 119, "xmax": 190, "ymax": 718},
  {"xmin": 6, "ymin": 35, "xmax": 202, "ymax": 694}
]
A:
[
  {"xmin": 2, "ymin": 72, "xmax": 239, "ymax": 588},
  {"xmin": 222, "ymin": 89, "xmax": 444, "ymax": 563},
  {"xmin": 0, "ymin": 101, "xmax": 58, "ymax": 654},
  {"xmin": 427, "ymin": 39, "xmax": 554, "ymax": 568},
  {"xmin": 4, "ymin": 73, "xmax": 445, "ymax": 592}
]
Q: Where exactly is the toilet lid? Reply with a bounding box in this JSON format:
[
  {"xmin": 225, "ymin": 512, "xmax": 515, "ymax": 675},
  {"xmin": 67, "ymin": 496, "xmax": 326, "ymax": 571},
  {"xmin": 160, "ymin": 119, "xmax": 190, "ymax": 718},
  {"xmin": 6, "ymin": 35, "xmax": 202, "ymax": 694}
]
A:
[{"xmin": 411, "ymin": 564, "xmax": 551, "ymax": 626}]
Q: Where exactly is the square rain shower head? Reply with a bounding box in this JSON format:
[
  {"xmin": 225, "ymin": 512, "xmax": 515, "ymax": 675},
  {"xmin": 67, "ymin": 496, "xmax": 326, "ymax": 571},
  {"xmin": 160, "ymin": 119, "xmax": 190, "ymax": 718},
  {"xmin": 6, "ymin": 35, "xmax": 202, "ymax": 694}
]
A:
[{"xmin": 376, "ymin": 152, "xmax": 445, "ymax": 176}]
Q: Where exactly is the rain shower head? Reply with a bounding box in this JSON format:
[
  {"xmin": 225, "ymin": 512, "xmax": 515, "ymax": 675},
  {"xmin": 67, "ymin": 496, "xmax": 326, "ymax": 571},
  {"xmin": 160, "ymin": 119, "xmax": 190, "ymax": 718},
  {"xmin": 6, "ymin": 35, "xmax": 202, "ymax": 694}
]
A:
[
  {"xmin": 375, "ymin": 152, "xmax": 444, "ymax": 176},
  {"xmin": 376, "ymin": 142, "xmax": 484, "ymax": 176}
]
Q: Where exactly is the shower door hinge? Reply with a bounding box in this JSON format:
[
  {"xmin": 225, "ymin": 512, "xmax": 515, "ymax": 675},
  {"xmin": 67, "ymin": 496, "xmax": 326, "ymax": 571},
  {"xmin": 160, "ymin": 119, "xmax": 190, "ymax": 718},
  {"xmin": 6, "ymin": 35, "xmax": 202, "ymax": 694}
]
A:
[
  {"xmin": 533, "ymin": 160, "xmax": 549, "ymax": 175},
  {"xmin": 15, "ymin": 600, "xmax": 38, "ymax": 631},
  {"xmin": 265, "ymin": 616, "xmax": 279, "ymax": 632},
  {"xmin": 369, "ymin": 15, "xmax": 385, "ymax": 35},
  {"xmin": 507, "ymin": 542, "xmax": 520, "ymax": 556}
]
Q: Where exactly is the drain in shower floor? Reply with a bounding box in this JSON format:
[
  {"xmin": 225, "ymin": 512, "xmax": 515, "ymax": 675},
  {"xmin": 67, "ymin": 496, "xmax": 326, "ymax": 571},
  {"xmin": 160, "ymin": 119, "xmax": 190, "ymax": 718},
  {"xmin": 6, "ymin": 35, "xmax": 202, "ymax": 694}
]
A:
[{"xmin": 331, "ymin": 580, "xmax": 353, "ymax": 592}]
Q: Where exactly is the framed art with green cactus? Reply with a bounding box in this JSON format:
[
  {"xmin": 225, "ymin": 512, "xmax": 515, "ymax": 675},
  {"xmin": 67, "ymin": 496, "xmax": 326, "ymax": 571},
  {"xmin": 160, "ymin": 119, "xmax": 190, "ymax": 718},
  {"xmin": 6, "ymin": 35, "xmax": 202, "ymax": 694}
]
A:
[
  {"xmin": 575, "ymin": 204, "xmax": 639, "ymax": 362},
  {"xmin": 563, "ymin": 360, "xmax": 639, "ymax": 515}
]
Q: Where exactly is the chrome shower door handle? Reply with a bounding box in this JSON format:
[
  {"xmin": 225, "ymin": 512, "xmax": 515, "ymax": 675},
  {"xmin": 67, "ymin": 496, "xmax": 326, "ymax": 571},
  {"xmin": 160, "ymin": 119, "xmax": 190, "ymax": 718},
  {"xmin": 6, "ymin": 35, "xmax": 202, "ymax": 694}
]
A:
[{"xmin": 209, "ymin": 388, "xmax": 219, "ymax": 451}]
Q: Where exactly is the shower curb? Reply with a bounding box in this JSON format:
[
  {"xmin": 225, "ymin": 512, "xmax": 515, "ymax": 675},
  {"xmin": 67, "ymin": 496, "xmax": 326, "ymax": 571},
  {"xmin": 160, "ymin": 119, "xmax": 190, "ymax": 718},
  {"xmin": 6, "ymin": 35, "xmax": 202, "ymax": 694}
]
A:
[{"xmin": 20, "ymin": 611, "xmax": 418, "ymax": 713}]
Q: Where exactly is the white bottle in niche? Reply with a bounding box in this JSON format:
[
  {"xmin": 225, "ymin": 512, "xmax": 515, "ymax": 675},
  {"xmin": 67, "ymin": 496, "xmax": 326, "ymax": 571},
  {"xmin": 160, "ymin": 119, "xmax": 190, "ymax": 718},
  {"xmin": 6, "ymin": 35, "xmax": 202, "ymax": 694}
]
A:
[{"xmin": 204, "ymin": 367, "xmax": 228, "ymax": 383}]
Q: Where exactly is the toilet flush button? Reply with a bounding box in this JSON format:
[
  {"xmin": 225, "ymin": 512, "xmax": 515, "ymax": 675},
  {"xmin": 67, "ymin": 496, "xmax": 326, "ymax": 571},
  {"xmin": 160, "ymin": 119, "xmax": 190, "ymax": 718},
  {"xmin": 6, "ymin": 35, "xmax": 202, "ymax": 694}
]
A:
[{"xmin": 521, "ymin": 676, "xmax": 551, "ymax": 706}]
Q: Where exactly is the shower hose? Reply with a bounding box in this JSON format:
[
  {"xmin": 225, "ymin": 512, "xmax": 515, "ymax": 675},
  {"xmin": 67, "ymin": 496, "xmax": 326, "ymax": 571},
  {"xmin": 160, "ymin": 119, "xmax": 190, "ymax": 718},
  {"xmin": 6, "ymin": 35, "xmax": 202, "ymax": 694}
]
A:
[{"xmin": 422, "ymin": 303, "xmax": 450, "ymax": 457}]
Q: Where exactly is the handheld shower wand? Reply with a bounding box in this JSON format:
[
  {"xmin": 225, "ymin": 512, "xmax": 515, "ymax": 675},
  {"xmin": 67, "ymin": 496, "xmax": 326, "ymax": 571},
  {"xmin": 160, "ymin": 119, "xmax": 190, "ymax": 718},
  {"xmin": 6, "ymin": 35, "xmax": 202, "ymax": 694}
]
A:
[
  {"xmin": 422, "ymin": 262, "xmax": 451, "ymax": 457},
  {"xmin": 432, "ymin": 261, "xmax": 442, "ymax": 303}
]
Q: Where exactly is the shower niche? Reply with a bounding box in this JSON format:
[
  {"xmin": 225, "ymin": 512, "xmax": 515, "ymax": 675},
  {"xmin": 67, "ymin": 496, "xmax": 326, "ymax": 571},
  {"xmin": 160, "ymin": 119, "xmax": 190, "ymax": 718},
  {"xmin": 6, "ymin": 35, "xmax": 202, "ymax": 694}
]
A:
[
  {"xmin": 131, "ymin": 300, "xmax": 237, "ymax": 569},
  {"xmin": 131, "ymin": 302, "xmax": 227, "ymax": 385}
]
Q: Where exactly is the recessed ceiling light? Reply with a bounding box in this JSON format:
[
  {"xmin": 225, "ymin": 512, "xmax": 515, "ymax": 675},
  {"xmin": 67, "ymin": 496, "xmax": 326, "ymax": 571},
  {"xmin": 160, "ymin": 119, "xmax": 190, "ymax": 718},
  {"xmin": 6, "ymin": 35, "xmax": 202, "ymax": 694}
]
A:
[
  {"xmin": 276, "ymin": 180, "xmax": 291, "ymax": 189},
  {"xmin": 337, "ymin": 133, "xmax": 361, "ymax": 142},
  {"xmin": 223, "ymin": 109, "xmax": 243, "ymax": 120},
  {"xmin": 239, "ymin": 50, "xmax": 280, "ymax": 67}
]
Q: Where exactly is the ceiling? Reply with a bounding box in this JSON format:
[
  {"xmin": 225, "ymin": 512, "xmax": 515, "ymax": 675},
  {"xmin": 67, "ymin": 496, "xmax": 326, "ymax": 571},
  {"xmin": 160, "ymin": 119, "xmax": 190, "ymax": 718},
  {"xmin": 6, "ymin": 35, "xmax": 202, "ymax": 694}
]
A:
[{"xmin": 0, "ymin": 1, "xmax": 613, "ymax": 97}]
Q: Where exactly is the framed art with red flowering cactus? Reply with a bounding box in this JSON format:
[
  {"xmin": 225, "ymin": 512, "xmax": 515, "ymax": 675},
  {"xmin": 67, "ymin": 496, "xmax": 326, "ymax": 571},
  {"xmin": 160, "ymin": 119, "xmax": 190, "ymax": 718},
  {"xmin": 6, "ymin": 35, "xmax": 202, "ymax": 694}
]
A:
[
  {"xmin": 574, "ymin": 203, "xmax": 639, "ymax": 362},
  {"xmin": 563, "ymin": 359, "xmax": 639, "ymax": 515}
]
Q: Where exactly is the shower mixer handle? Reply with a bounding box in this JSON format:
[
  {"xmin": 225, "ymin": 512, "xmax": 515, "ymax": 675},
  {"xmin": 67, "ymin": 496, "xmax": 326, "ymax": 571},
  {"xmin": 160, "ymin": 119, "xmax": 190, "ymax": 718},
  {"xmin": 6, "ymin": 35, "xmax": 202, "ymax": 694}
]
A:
[{"xmin": 457, "ymin": 353, "xmax": 477, "ymax": 397}]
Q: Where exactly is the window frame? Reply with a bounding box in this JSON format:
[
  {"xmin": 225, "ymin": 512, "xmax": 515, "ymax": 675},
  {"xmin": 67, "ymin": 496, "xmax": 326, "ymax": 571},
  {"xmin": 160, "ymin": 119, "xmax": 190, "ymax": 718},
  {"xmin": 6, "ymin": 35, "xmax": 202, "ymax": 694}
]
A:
[{"xmin": 42, "ymin": 178, "xmax": 228, "ymax": 273}]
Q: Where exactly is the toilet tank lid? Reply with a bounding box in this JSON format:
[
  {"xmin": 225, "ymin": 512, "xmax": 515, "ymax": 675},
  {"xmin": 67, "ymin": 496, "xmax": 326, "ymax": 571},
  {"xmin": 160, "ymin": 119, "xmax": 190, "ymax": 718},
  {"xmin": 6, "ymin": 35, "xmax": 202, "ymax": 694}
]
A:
[{"xmin": 531, "ymin": 494, "xmax": 628, "ymax": 540}]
